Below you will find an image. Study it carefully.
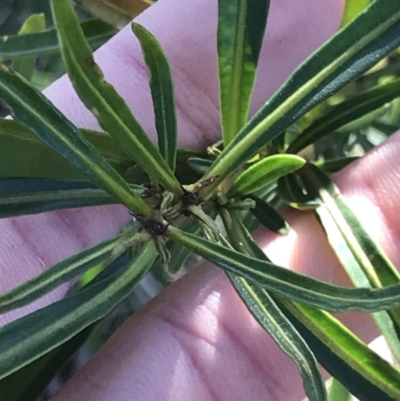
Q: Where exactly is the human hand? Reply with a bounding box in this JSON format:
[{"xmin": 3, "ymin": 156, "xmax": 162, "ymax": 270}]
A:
[{"xmin": 7, "ymin": 1, "xmax": 396, "ymax": 400}]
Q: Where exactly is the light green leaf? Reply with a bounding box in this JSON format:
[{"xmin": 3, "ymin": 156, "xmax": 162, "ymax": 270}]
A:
[
  {"xmin": 51, "ymin": 0, "xmax": 182, "ymax": 196},
  {"xmin": 341, "ymin": 0, "xmax": 370, "ymax": 26},
  {"xmin": 218, "ymin": 0, "xmax": 270, "ymax": 145},
  {"xmin": 0, "ymin": 65, "xmax": 150, "ymax": 215},
  {"xmin": 288, "ymin": 77, "xmax": 400, "ymax": 154},
  {"xmin": 0, "ymin": 178, "xmax": 143, "ymax": 218},
  {"xmin": 200, "ymin": 0, "xmax": 400, "ymax": 196},
  {"xmin": 133, "ymin": 23, "xmax": 178, "ymax": 172},
  {"xmin": 228, "ymin": 154, "xmax": 305, "ymax": 197},
  {"xmin": 0, "ymin": 19, "xmax": 115, "ymax": 59},
  {"xmin": 328, "ymin": 379, "xmax": 351, "ymax": 401},
  {"xmin": 0, "ymin": 240, "xmax": 156, "ymax": 380},
  {"xmin": 12, "ymin": 14, "xmax": 46, "ymax": 82},
  {"xmin": 167, "ymin": 225, "xmax": 400, "ymax": 313},
  {"xmin": 0, "ymin": 228, "xmax": 142, "ymax": 314}
]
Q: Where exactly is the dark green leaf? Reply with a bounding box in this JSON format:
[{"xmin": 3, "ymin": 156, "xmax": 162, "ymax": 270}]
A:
[
  {"xmin": 167, "ymin": 225, "xmax": 400, "ymax": 313},
  {"xmin": 133, "ymin": 23, "xmax": 178, "ymax": 172},
  {"xmin": 297, "ymin": 164, "xmax": 400, "ymax": 360},
  {"xmin": 51, "ymin": 0, "xmax": 182, "ymax": 195},
  {"xmin": 228, "ymin": 154, "xmax": 305, "ymax": 197},
  {"xmin": 288, "ymin": 77, "xmax": 400, "ymax": 153},
  {"xmin": 249, "ymin": 194, "xmax": 289, "ymax": 234},
  {"xmin": 12, "ymin": 14, "xmax": 46, "ymax": 82},
  {"xmin": 229, "ymin": 274, "xmax": 326, "ymax": 401},
  {"xmin": 218, "ymin": 0, "xmax": 270, "ymax": 145},
  {"xmin": 221, "ymin": 212, "xmax": 325, "ymax": 401},
  {"xmin": 201, "ymin": 0, "xmax": 400, "ymax": 195},
  {"xmin": 0, "ymin": 65, "xmax": 150, "ymax": 215},
  {"xmin": 314, "ymin": 157, "xmax": 359, "ymax": 173},
  {"xmin": 0, "ymin": 119, "xmax": 134, "ymax": 179},
  {"xmin": 186, "ymin": 157, "xmax": 214, "ymax": 175},
  {"xmin": 0, "ymin": 19, "xmax": 115, "ymax": 59},
  {"xmin": 0, "ymin": 240, "xmax": 156, "ymax": 380},
  {"xmin": 0, "ymin": 323, "xmax": 96, "ymax": 401},
  {"xmin": 0, "ymin": 178, "xmax": 143, "ymax": 218},
  {"xmin": 341, "ymin": 0, "xmax": 370, "ymax": 26}
]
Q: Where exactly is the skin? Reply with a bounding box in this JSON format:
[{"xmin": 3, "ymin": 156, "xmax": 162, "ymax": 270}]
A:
[{"xmin": 9, "ymin": 0, "xmax": 400, "ymax": 399}]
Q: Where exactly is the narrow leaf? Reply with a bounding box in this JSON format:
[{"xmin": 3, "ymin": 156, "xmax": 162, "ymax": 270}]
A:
[
  {"xmin": 230, "ymin": 274, "xmax": 326, "ymax": 401},
  {"xmin": 0, "ymin": 228, "xmax": 141, "ymax": 314},
  {"xmin": 76, "ymin": 0, "xmax": 152, "ymax": 29},
  {"xmin": 186, "ymin": 157, "xmax": 213, "ymax": 175},
  {"xmin": 0, "ymin": 65, "xmax": 150, "ymax": 215},
  {"xmin": 298, "ymin": 164, "xmax": 400, "ymax": 360},
  {"xmin": 314, "ymin": 157, "xmax": 359, "ymax": 173},
  {"xmin": 200, "ymin": 0, "xmax": 400, "ymax": 195},
  {"xmin": 0, "ymin": 240, "xmax": 156, "ymax": 380},
  {"xmin": 228, "ymin": 154, "xmax": 305, "ymax": 197},
  {"xmin": 12, "ymin": 14, "xmax": 46, "ymax": 81},
  {"xmin": 167, "ymin": 225, "xmax": 400, "ymax": 313},
  {"xmin": 51, "ymin": 0, "xmax": 182, "ymax": 195},
  {"xmin": 281, "ymin": 298, "xmax": 400, "ymax": 401},
  {"xmin": 341, "ymin": 0, "xmax": 370, "ymax": 26},
  {"xmin": 0, "ymin": 119, "xmax": 134, "ymax": 179},
  {"xmin": 133, "ymin": 23, "xmax": 177, "ymax": 171},
  {"xmin": 288, "ymin": 77, "xmax": 400, "ymax": 154},
  {"xmin": 0, "ymin": 323, "xmax": 96, "ymax": 401},
  {"xmin": 0, "ymin": 19, "xmax": 115, "ymax": 59},
  {"xmin": 249, "ymin": 194, "xmax": 289, "ymax": 234},
  {"xmin": 218, "ymin": 0, "xmax": 270, "ymax": 145},
  {"xmin": 222, "ymin": 210, "xmax": 400, "ymax": 401},
  {"xmin": 0, "ymin": 178, "xmax": 143, "ymax": 218}
]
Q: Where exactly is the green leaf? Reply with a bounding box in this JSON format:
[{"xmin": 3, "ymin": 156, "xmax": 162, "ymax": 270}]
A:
[
  {"xmin": 0, "ymin": 240, "xmax": 156, "ymax": 380},
  {"xmin": 0, "ymin": 178, "xmax": 143, "ymax": 218},
  {"xmin": 0, "ymin": 323, "xmax": 96, "ymax": 401},
  {"xmin": 200, "ymin": 0, "xmax": 400, "ymax": 195},
  {"xmin": 220, "ymin": 211, "xmax": 325, "ymax": 401},
  {"xmin": 0, "ymin": 228, "xmax": 142, "ymax": 314},
  {"xmin": 0, "ymin": 19, "xmax": 115, "ymax": 60},
  {"xmin": 297, "ymin": 164, "xmax": 400, "ymax": 361},
  {"xmin": 0, "ymin": 119, "xmax": 134, "ymax": 179},
  {"xmin": 11, "ymin": 14, "xmax": 46, "ymax": 82},
  {"xmin": 328, "ymin": 379, "xmax": 351, "ymax": 401},
  {"xmin": 167, "ymin": 225, "xmax": 400, "ymax": 313},
  {"xmin": 217, "ymin": 0, "xmax": 270, "ymax": 145},
  {"xmin": 0, "ymin": 65, "xmax": 150, "ymax": 215},
  {"xmin": 281, "ymin": 299, "xmax": 400, "ymax": 401},
  {"xmin": 220, "ymin": 210, "xmax": 400, "ymax": 401},
  {"xmin": 51, "ymin": 0, "xmax": 182, "ymax": 196},
  {"xmin": 249, "ymin": 194, "xmax": 289, "ymax": 234},
  {"xmin": 341, "ymin": 0, "xmax": 370, "ymax": 26},
  {"xmin": 229, "ymin": 274, "xmax": 327, "ymax": 401},
  {"xmin": 132, "ymin": 23, "xmax": 178, "ymax": 172},
  {"xmin": 228, "ymin": 154, "xmax": 305, "ymax": 197},
  {"xmin": 287, "ymin": 77, "xmax": 400, "ymax": 154},
  {"xmin": 186, "ymin": 157, "xmax": 213, "ymax": 175},
  {"xmin": 314, "ymin": 157, "xmax": 359, "ymax": 173}
]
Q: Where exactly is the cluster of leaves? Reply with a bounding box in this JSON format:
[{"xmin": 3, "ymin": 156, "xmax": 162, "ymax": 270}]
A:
[{"xmin": 1, "ymin": 0, "xmax": 400, "ymax": 400}]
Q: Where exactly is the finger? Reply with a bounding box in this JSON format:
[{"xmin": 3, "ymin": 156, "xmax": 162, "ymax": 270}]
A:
[{"xmin": 0, "ymin": 0, "xmax": 343, "ymax": 326}]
